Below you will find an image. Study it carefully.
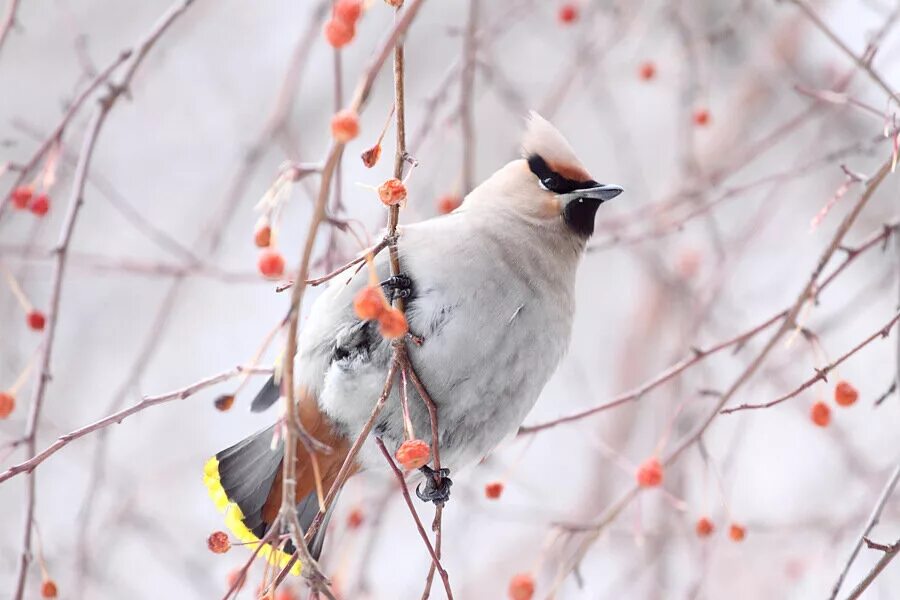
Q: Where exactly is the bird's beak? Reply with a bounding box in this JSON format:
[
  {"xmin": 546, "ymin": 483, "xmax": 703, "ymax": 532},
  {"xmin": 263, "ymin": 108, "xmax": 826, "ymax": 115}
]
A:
[{"xmin": 558, "ymin": 183, "xmax": 624, "ymax": 205}]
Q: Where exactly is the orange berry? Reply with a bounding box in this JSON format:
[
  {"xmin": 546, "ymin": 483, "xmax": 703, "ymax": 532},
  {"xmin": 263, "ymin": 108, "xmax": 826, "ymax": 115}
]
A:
[
  {"xmin": 378, "ymin": 307, "xmax": 408, "ymax": 339},
  {"xmin": 0, "ymin": 392, "xmax": 14, "ymax": 419},
  {"xmin": 377, "ymin": 178, "xmax": 407, "ymax": 206},
  {"xmin": 275, "ymin": 589, "xmax": 299, "ymax": 600},
  {"xmin": 254, "ymin": 224, "xmax": 272, "ymax": 248},
  {"xmin": 41, "ymin": 579, "xmax": 58, "ymax": 598},
  {"xmin": 27, "ymin": 310, "xmax": 46, "ymax": 331},
  {"xmin": 810, "ymin": 401, "xmax": 830, "ymax": 427},
  {"xmin": 384, "ymin": 0, "xmax": 403, "ymax": 6},
  {"xmin": 636, "ymin": 457, "xmax": 663, "ymax": 487},
  {"xmin": 395, "ymin": 439, "xmax": 430, "ymax": 470},
  {"xmin": 214, "ymin": 394, "xmax": 235, "ymax": 412},
  {"xmin": 207, "ymin": 530, "xmax": 231, "ymax": 553},
  {"xmin": 353, "ymin": 285, "xmax": 386, "ymax": 320},
  {"xmin": 335, "ymin": 0, "xmax": 362, "ymax": 23},
  {"xmin": 508, "ymin": 572, "xmax": 535, "ymax": 600},
  {"xmin": 226, "ymin": 568, "xmax": 246, "ymax": 591},
  {"xmin": 695, "ymin": 516, "xmax": 714, "ymax": 537},
  {"xmin": 693, "ymin": 107, "xmax": 711, "ymax": 126},
  {"xmin": 30, "ymin": 193, "xmax": 50, "ymax": 216},
  {"xmin": 558, "ymin": 4, "xmax": 578, "ymax": 24},
  {"xmin": 323, "ymin": 18, "xmax": 355, "ymax": 48},
  {"xmin": 258, "ymin": 250, "xmax": 285, "ymax": 278},
  {"xmin": 728, "ymin": 523, "xmax": 746, "ymax": 542},
  {"xmin": 347, "ymin": 507, "xmax": 364, "ymax": 529},
  {"xmin": 834, "ymin": 380, "xmax": 858, "ymax": 407},
  {"xmin": 437, "ymin": 194, "xmax": 461, "ymax": 214},
  {"xmin": 361, "ymin": 143, "xmax": 382, "ymax": 168},
  {"xmin": 485, "ymin": 481, "xmax": 504, "ymax": 499},
  {"xmin": 11, "ymin": 186, "xmax": 32, "ymax": 209},
  {"xmin": 638, "ymin": 61, "xmax": 656, "ymax": 81},
  {"xmin": 331, "ymin": 109, "xmax": 360, "ymax": 142}
]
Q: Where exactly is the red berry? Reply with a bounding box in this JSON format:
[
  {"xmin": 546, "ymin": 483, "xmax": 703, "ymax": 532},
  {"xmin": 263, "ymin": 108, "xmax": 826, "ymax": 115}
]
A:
[
  {"xmin": 695, "ymin": 516, "xmax": 714, "ymax": 537},
  {"xmin": 254, "ymin": 224, "xmax": 272, "ymax": 248},
  {"xmin": 378, "ymin": 307, "xmax": 408, "ymax": 339},
  {"xmin": 810, "ymin": 401, "xmax": 830, "ymax": 427},
  {"xmin": 226, "ymin": 568, "xmax": 246, "ymax": 591},
  {"xmin": 214, "ymin": 394, "xmax": 235, "ymax": 411},
  {"xmin": 485, "ymin": 481, "xmax": 504, "ymax": 499},
  {"xmin": 11, "ymin": 186, "xmax": 32, "ymax": 209},
  {"xmin": 636, "ymin": 457, "xmax": 663, "ymax": 487},
  {"xmin": 335, "ymin": 0, "xmax": 362, "ymax": 23},
  {"xmin": 437, "ymin": 194, "xmax": 461, "ymax": 214},
  {"xmin": 275, "ymin": 589, "xmax": 299, "ymax": 600},
  {"xmin": 378, "ymin": 178, "xmax": 407, "ymax": 206},
  {"xmin": 324, "ymin": 18, "xmax": 355, "ymax": 48},
  {"xmin": 41, "ymin": 579, "xmax": 58, "ymax": 598},
  {"xmin": 638, "ymin": 61, "xmax": 656, "ymax": 81},
  {"xmin": 331, "ymin": 109, "xmax": 360, "ymax": 142},
  {"xmin": 347, "ymin": 507, "xmax": 364, "ymax": 529},
  {"xmin": 27, "ymin": 310, "xmax": 46, "ymax": 331},
  {"xmin": 29, "ymin": 194, "xmax": 50, "ymax": 216},
  {"xmin": 395, "ymin": 439, "xmax": 430, "ymax": 470},
  {"xmin": 0, "ymin": 392, "xmax": 14, "ymax": 419},
  {"xmin": 834, "ymin": 381, "xmax": 858, "ymax": 407},
  {"xmin": 508, "ymin": 573, "xmax": 535, "ymax": 600},
  {"xmin": 558, "ymin": 4, "xmax": 578, "ymax": 24},
  {"xmin": 693, "ymin": 108, "xmax": 711, "ymax": 126},
  {"xmin": 257, "ymin": 250, "xmax": 285, "ymax": 278},
  {"xmin": 207, "ymin": 530, "xmax": 231, "ymax": 553},
  {"xmin": 353, "ymin": 285, "xmax": 386, "ymax": 320},
  {"xmin": 361, "ymin": 143, "xmax": 382, "ymax": 168},
  {"xmin": 729, "ymin": 523, "xmax": 746, "ymax": 542}
]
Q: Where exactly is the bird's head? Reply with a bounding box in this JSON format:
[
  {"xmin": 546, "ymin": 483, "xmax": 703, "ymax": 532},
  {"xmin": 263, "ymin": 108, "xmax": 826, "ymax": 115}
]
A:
[{"xmin": 464, "ymin": 112, "xmax": 622, "ymax": 238}]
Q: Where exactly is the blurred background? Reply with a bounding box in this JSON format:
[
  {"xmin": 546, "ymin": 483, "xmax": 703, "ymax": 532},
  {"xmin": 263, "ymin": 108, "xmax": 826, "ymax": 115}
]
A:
[{"xmin": 2, "ymin": 0, "xmax": 900, "ymax": 598}]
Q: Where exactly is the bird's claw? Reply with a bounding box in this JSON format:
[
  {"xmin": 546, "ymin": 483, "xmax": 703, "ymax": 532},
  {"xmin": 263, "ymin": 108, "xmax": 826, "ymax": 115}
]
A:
[
  {"xmin": 381, "ymin": 273, "xmax": 414, "ymax": 302},
  {"xmin": 416, "ymin": 465, "xmax": 452, "ymax": 505}
]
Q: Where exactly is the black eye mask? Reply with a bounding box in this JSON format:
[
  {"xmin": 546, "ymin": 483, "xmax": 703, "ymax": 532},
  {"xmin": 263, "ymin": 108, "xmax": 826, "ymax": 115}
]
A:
[{"xmin": 527, "ymin": 154, "xmax": 598, "ymax": 194}]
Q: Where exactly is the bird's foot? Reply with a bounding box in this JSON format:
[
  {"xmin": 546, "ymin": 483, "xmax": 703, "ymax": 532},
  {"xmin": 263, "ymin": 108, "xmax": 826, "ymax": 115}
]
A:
[
  {"xmin": 416, "ymin": 465, "xmax": 452, "ymax": 505},
  {"xmin": 381, "ymin": 273, "xmax": 414, "ymax": 302}
]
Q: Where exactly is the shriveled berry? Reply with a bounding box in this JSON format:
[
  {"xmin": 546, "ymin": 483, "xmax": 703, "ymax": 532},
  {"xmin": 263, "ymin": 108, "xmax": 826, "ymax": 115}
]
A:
[
  {"xmin": 558, "ymin": 4, "xmax": 578, "ymax": 24},
  {"xmin": 485, "ymin": 481, "xmax": 504, "ymax": 499},
  {"xmin": 335, "ymin": 0, "xmax": 363, "ymax": 23},
  {"xmin": 378, "ymin": 178, "xmax": 407, "ymax": 206},
  {"xmin": 323, "ymin": 18, "xmax": 355, "ymax": 48},
  {"xmin": 378, "ymin": 307, "xmax": 408, "ymax": 338},
  {"xmin": 11, "ymin": 186, "xmax": 32, "ymax": 209},
  {"xmin": 508, "ymin": 572, "xmax": 535, "ymax": 600},
  {"xmin": 41, "ymin": 579, "xmax": 58, "ymax": 598},
  {"xmin": 834, "ymin": 381, "xmax": 858, "ymax": 407},
  {"xmin": 638, "ymin": 61, "xmax": 656, "ymax": 81},
  {"xmin": 214, "ymin": 394, "xmax": 235, "ymax": 411},
  {"xmin": 331, "ymin": 109, "xmax": 360, "ymax": 142},
  {"xmin": 30, "ymin": 194, "xmax": 50, "ymax": 216},
  {"xmin": 353, "ymin": 285, "xmax": 386, "ymax": 320},
  {"xmin": 361, "ymin": 143, "xmax": 382, "ymax": 168},
  {"xmin": 695, "ymin": 516, "xmax": 714, "ymax": 537},
  {"xmin": 27, "ymin": 310, "xmax": 46, "ymax": 331},
  {"xmin": 636, "ymin": 457, "xmax": 663, "ymax": 487},
  {"xmin": 0, "ymin": 392, "xmax": 14, "ymax": 419},
  {"xmin": 254, "ymin": 224, "xmax": 272, "ymax": 248},
  {"xmin": 810, "ymin": 401, "xmax": 830, "ymax": 427},
  {"xmin": 437, "ymin": 194, "xmax": 461, "ymax": 214},
  {"xmin": 347, "ymin": 507, "xmax": 364, "ymax": 529},
  {"xmin": 395, "ymin": 438, "xmax": 430, "ymax": 470},
  {"xmin": 208, "ymin": 531, "xmax": 231, "ymax": 553},
  {"xmin": 258, "ymin": 250, "xmax": 285, "ymax": 278},
  {"xmin": 693, "ymin": 108, "xmax": 711, "ymax": 126},
  {"xmin": 729, "ymin": 523, "xmax": 746, "ymax": 542}
]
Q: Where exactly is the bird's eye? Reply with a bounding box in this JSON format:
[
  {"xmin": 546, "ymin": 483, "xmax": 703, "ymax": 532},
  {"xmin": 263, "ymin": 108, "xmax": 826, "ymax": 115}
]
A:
[{"xmin": 541, "ymin": 177, "xmax": 556, "ymax": 190}]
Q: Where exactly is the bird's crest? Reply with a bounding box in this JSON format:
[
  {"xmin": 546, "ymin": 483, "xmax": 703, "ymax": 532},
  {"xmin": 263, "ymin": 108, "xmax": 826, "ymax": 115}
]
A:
[{"xmin": 521, "ymin": 111, "xmax": 592, "ymax": 182}]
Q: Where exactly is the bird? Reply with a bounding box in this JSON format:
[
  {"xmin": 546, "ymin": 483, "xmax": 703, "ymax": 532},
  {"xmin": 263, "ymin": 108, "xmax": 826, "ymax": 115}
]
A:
[{"xmin": 203, "ymin": 112, "xmax": 623, "ymax": 572}]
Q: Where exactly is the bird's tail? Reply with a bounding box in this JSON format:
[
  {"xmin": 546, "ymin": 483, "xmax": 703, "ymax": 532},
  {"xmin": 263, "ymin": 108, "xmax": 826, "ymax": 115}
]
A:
[{"xmin": 203, "ymin": 390, "xmax": 352, "ymax": 574}]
